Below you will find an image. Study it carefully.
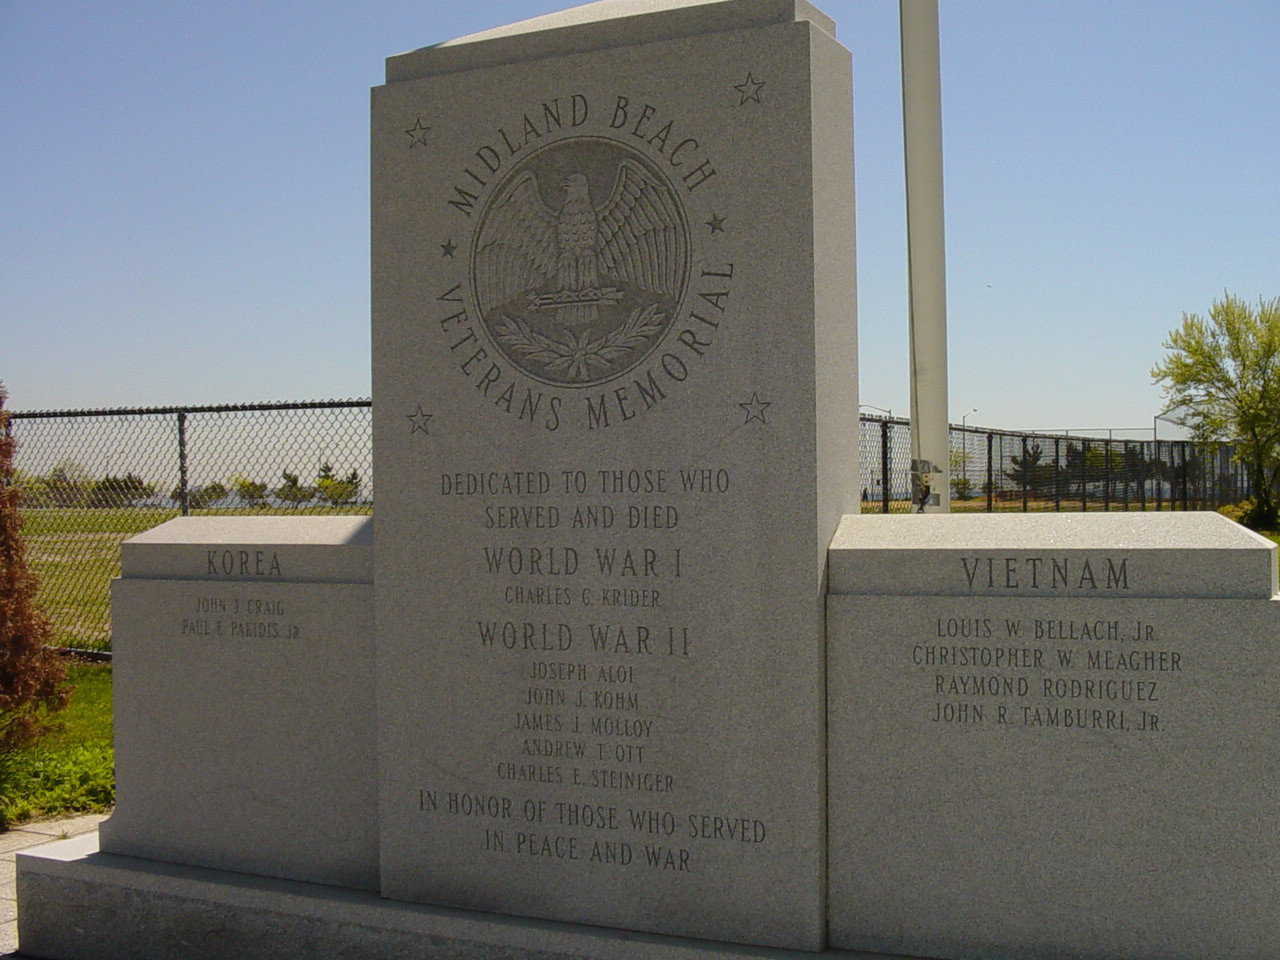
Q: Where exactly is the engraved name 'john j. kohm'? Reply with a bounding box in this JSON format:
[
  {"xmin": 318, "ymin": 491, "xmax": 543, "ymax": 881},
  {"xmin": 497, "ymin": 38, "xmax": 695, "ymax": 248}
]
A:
[{"xmin": 471, "ymin": 137, "xmax": 691, "ymax": 388}]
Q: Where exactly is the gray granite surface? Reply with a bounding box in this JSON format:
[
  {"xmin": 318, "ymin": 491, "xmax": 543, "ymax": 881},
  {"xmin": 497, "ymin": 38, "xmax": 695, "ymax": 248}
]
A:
[
  {"xmin": 828, "ymin": 513, "xmax": 1280, "ymax": 960},
  {"xmin": 371, "ymin": 0, "xmax": 855, "ymax": 947},
  {"xmin": 387, "ymin": 0, "xmax": 835, "ymax": 81},
  {"xmin": 103, "ymin": 516, "xmax": 378, "ymax": 889},
  {"xmin": 19, "ymin": 831, "xmax": 911, "ymax": 960},
  {"xmin": 120, "ymin": 515, "xmax": 373, "ymax": 582},
  {"xmin": 829, "ymin": 512, "xmax": 1277, "ymax": 597}
]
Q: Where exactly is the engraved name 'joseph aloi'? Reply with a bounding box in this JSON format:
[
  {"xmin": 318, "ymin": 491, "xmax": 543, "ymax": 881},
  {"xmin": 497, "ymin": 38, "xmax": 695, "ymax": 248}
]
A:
[{"xmin": 471, "ymin": 137, "xmax": 691, "ymax": 388}]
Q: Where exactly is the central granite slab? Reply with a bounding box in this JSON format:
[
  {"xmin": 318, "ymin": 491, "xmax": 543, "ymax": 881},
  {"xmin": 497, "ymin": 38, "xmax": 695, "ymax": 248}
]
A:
[{"xmin": 371, "ymin": 0, "xmax": 856, "ymax": 949}]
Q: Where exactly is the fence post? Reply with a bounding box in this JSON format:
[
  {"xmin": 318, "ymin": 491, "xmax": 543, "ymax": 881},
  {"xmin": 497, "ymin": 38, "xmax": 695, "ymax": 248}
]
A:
[
  {"xmin": 1180, "ymin": 443, "xmax": 1190, "ymax": 510},
  {"xmin": 1221, "ymin": 447, "xmax": 1227, "ymax": 505},
  {"xmin": 1138, "ymin": 441, "xmax": 1147, "ymax": 511},
  {"xmin": 1103, "ymin": 439, "xmax": 1111, "ymax": 511},
  {"xmin": 1020, "ymin": 437, "xmax": 1029, "ymax": 512},
  {"xmin": 1173, "ymin": 442, "xmax": 1181, "ymax": 510},
  {"xmin": 1080, "ymin": 440, "xmax": 1089, "ymax": 511},
  {"xmin": 1156, "ymin": 441, "xmax": 1164, "ymax": 511},
  {"xmin": 1122, "ymin": 441, "xmax": 1130, "ymax": 510},
  {"xmin": 177, "ymin": 410, "xmax": 189, "ymax": 516},
  {"xmin": 1200, "ymin": 446, "xmax": 1208, "ymax": 508},
  {"xmin": 986, "ymin": 432, "xmax": 994, "ymax": 512},
  {"xmin": 1190, "ymin": 444, "xmax": 1199, "ymax": 509},
  {"xmin": 880, "ymin": 420, "xmax": 891, "ymax": 514},
  {"xmin": 1053, "ymin": 438, "xmax": 1061, "ymax": 511},
  {"xmin": 1202, "ymin": 445, "xmax": 1209, "ymax": 508}
]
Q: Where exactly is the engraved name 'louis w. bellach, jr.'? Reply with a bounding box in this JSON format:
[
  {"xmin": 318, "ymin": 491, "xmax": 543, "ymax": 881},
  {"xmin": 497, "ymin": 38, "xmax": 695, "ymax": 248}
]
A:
[{"xmin": 432, "ymin": 94, "xmax": 734, "ymax": 431}]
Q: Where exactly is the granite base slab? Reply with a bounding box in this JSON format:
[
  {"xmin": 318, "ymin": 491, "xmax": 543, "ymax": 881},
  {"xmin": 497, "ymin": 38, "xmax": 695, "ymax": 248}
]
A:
[{"xmin": 17, "ymin": 834, "xmax": 905, "ymax": 960}]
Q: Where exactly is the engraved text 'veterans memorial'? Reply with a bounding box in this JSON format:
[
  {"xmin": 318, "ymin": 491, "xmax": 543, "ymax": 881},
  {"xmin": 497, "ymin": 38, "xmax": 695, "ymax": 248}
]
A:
[{"xmin": 371, "ymin": 2, "xmax": 856, "ymax": 949}]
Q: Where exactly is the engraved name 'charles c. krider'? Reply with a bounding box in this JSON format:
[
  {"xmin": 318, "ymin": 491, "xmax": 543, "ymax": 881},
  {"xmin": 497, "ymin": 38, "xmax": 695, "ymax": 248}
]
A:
[{"xmin": 432, "ymin": 94, "xmax": 733, "ymax": 430}]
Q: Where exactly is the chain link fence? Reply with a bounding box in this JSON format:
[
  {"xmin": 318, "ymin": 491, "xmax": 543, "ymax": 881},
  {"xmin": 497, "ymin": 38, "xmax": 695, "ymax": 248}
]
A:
[
  {"xmin": 7, "ymin": 401, "xmax": 371, "ymax": 654},
  {"xmin": 6, "ymin": 401, "xmax": 1251, "ymax": 653},
  {"xmin": 859, "ymin": 416, "xmax": 1249, "ymax": 514}
]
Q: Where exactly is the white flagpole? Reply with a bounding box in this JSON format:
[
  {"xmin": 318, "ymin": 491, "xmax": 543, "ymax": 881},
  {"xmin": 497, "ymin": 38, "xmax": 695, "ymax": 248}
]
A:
[{"xmin": 900, "ymin": 0, "xmax": 950, "ymax": 512}]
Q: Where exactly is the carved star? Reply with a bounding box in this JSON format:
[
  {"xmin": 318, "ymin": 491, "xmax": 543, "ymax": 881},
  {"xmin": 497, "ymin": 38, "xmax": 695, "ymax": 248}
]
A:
[
  {"xmin": 739, "ymin": 392, "xmax": 771, "ymax": 424},
  {"xmin": 705, "ymin": 213, "xmax": 726, "ymax": 234},
  {"xmin": 407, "ymin": 405, "xmax": 433, "ymax": 435},
  {"xmin": 405, "ymin": 117, "xmax": 431, "ymax": 147},
  {"xmin": 441, "ymin": 239, "xmax": 457, "ymax": 258},
  {"xmin": 734, "ymin": 73, "xmax": 766, "ymax": 106}
]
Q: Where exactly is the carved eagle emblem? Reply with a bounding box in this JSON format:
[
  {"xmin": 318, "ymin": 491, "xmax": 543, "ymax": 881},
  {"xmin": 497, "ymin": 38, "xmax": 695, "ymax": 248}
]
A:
[{"xmin": 474, "ymin": 159, "xmax": 687, "ymax": 327}]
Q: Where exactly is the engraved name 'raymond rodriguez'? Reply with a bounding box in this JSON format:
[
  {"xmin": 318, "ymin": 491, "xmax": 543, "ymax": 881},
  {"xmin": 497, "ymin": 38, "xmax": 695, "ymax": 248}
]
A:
[{"xmin": 471, "ymin": 137, "xmax": 691, "ymax": 388}]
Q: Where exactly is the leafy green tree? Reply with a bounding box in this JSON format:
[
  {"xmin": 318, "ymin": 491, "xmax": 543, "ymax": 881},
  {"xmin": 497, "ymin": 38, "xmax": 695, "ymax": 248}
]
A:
[
  {"xmin": 1005, "ymin": 442, "xmax": 1059, "ymax": 498},
  {"xmin": 1152, "ymin": 293, "xmax": 1280, "ymax": 528},
  {"xmin": 194, "ymin": 481, "xmax": 230, "ymax": 512},
  {"xmin": 89, "ymin": 472, "xmax": 154, "ymax": 508},
  {"xmin": 1119, "ymin": 443, "xmax": 1154, "ymax": 503},
  {"xmin": 1064, "ymin": 443, "xmax": 1126, "ymax": 501},
  {"xmin": 230, "ymin": 474, "xmax": 268, "ymax": 508},
  {"xmin": 18, "ymin": 459, "xmax": 94, "ymax": 507},
  {"xmin": 315, "ymin": 463, "xmax": 361, "ymax": 506},
  {"xmin": 172, "ymin": 481, "xmax": 229, "ymax": 509},
  {"xmin": 45, "ymin": 460, "xmax": 94, "ymax": 506},
  {"xmin": 275, "ymin": 471, "xmax": 314, "ymax": 506}
]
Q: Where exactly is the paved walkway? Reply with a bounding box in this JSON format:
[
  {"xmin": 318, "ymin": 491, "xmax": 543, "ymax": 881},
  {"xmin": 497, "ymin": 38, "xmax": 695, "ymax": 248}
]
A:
[{"xmin": 0, "ymin": 813, "xmax": 110, "ymax": 956}]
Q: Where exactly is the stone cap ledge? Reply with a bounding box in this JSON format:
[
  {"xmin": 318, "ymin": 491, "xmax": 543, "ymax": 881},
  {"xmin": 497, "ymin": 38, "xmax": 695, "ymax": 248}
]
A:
[
  {"xmin": 828, "ymin": 512, "xmax": 1278, "ymax": 599},
  {"xmin": 120, "ymin": 516, "xmax": 373, "ymax": 584},
  {"xmin": 385, "ymin": 0, "xmax": 834, "ymax": 84}
]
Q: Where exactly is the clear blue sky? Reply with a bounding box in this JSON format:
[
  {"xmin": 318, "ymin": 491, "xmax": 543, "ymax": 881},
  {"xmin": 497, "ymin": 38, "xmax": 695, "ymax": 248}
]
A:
[{"xmin": 3, "ymin": 0, "xmax": 1276, "ymax": 432}]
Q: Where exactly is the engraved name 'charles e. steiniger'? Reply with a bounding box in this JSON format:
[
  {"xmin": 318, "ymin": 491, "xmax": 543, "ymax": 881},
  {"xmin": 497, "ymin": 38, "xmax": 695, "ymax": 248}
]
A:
[{"xmin": 433, "ymin": 95, "xmax": 732, "ymax": 430}]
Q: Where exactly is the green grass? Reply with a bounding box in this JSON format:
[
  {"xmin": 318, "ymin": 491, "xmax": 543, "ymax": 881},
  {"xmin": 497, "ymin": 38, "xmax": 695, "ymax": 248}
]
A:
[
  {"xmin": 22, "ymin": 505, "xmax": 372, "ymax": 651},
  {"xmin": 22, "ymin": 507, "xmax": 173, "ymax": 651},
  {"xmin": 1, "ymin": 661, "xmax": 114, "ymax": 827}
]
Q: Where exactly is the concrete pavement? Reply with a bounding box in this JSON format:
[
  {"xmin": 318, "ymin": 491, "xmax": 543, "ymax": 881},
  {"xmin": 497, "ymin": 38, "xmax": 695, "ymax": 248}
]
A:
[{"xmin": 0, "ymin": 813, "xmax": 110, "ymax": 956}]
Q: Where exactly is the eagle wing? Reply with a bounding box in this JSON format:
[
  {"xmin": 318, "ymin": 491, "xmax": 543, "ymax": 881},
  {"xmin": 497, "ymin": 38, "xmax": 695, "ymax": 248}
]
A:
[
  {"xmin": 595, "ymin": 159, "xmax": 685, "ymax": 298},
  {"xmin": 474, "ymin": 171, "xmax": 559, "ymax": 314}
]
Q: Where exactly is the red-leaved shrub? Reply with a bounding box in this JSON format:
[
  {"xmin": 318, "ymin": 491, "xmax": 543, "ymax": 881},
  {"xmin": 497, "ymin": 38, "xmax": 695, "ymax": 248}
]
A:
[{"xmin": 0, "ymin": 382, "xmax": 68, "ymax": 749}]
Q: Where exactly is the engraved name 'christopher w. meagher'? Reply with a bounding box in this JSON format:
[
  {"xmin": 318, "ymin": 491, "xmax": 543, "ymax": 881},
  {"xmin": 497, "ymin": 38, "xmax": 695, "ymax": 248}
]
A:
[{"xmin": 432, "ymin": 94, "xmax": 732, "ymax": 431}]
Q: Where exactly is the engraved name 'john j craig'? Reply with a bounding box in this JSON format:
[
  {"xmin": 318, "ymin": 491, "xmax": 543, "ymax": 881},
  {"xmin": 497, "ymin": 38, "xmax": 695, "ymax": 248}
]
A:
[{"xmin": 432, "ymin": 94, "xmax": 732, "ymax": 430}]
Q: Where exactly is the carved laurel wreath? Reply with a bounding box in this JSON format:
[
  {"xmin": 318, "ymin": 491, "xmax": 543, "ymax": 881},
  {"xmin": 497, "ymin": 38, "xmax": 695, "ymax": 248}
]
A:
[{"xmin": 494, "ymin": 304, "xmax": 668, "ymax": 383}]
